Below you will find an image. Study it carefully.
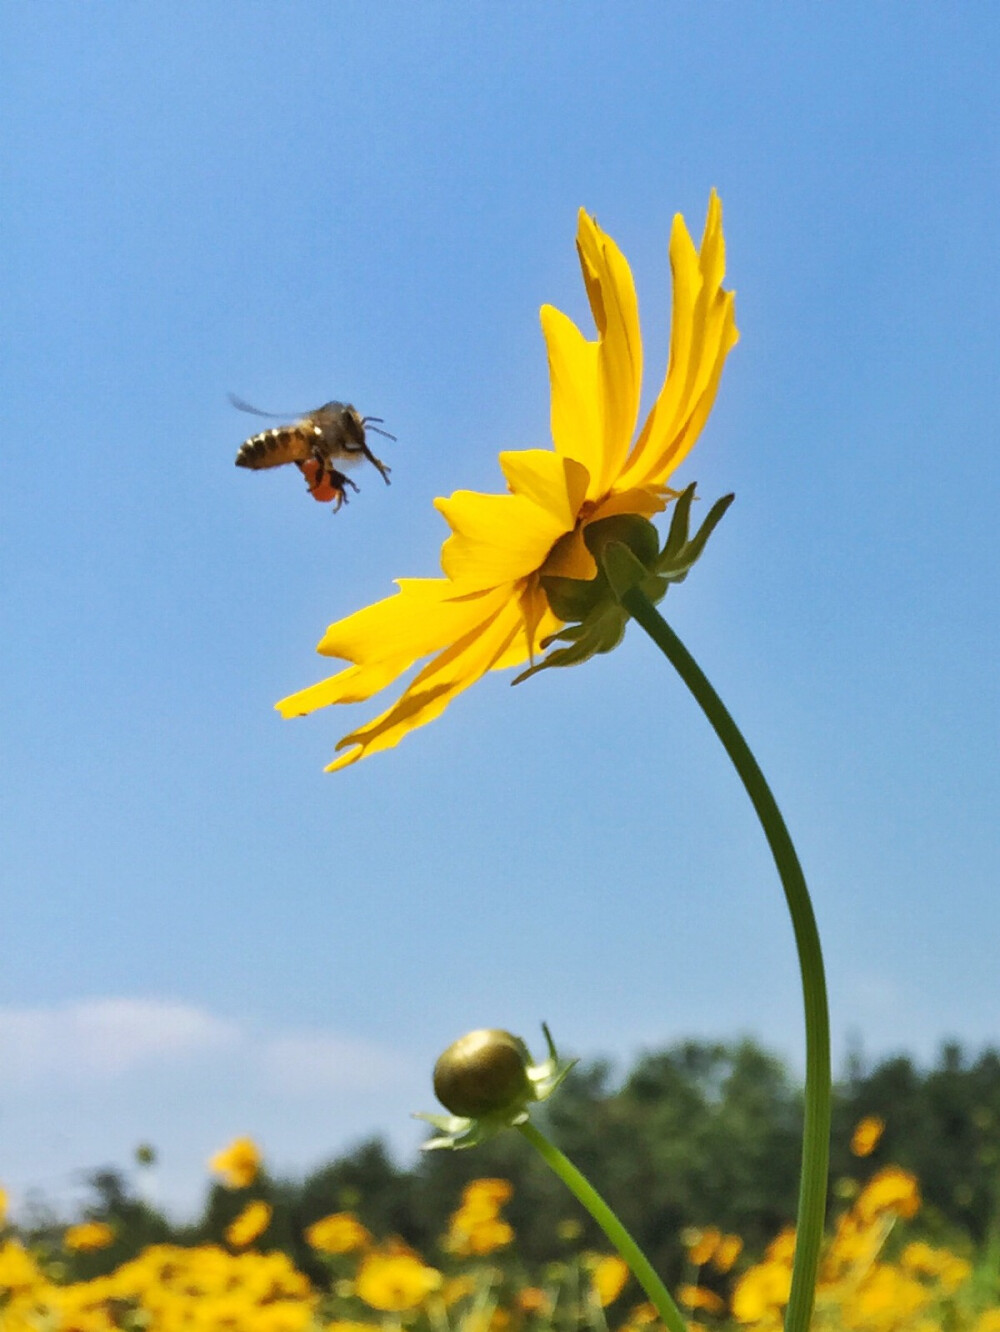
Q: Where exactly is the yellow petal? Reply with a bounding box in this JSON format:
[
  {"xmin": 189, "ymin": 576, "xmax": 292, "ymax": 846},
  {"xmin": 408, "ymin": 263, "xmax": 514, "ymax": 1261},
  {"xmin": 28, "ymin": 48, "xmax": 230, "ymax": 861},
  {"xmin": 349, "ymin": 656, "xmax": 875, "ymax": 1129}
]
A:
[
  {"xmin": 489, "ymin": 578, "xmax": 563, "ymax": 670},
  {"xmin": 498, "ymin": 449, "xmax": 590, "ymax": 528},
  {"xmin": 435, "ymin": 489, "xmax": 568, "ymax": 589},
  {"xmin": 276, "ymin": 583, "xmax": 513, "ymax": 717},
  {"xmin": 575, "ymin": 211, "xmax": 642, "ymax": 493},
  {"xmin": 541, "ymin": 303, "xmax": 603, "ymax": 485},
  {"xmin": 319, "ymin": 578, "xmax": 499, "ymax": 663},
  {"xmin": 617, "ymin": 191, "xmax": 737, "ymax": 492},
  {"xmin": 328, "ymin": 595, "xmax": 524, "ymax": 770}
]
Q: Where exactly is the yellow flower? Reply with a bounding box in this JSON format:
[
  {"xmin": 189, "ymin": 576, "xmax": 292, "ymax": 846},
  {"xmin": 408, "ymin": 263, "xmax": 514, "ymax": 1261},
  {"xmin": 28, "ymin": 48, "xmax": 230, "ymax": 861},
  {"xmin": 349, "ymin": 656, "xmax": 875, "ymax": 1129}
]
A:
[
  {"xmin": 209, "ymin": 1136, "xmax": 262, "ymax": 1189},
  {"xmin": 589, "ymin": 1254, "xmax": 630, "ymax": 1306},
  {"xmin": 460, "ymin": 1178, "xmax": 513, "ymax": 1216},
  {"xmin": 855, "ymin": 1166, "xmax": 921, "ymax": 1223},
  {"xmin": 355, "ymin": 1249, "xmax": 441, "ymax": 1312},
  {"xmin": 517, "ymin": 1286, "xmax": 551, "ymax": 1315},
  {"xmin": 678, "ymin": 1284, "xmax": 725, "ymax": 1314},
  {"xmin": 225, "ymin": 1200, "xmax": 272, "ymax": 1248},
  {"xmin": 684, "ymin": 1226, "xmax": 721, "ymax": 1267},
  {"xmin": 850, "ymin": 1115, "xmax": 885, "ymax": 1157},
  {"xmin": 974, "ymin": 1312, "xmax": 1000, "ymax": 1332},
  {"xmin": 64, "ymin": 1221, "xmax": 115, "ymax": 1252},
  {"xmin": 730, "ymin": 1260, "xmax": 791, "ymax": 1323},
  {"xmin": 305, "ymin": 1211, "xmax": 371, "ymax": 1254},
  {"xmin": 0, "ymin": 1239, "xmax": 45, "ymax": 1291},
  {"xmin": 712, "ymin": 1234, "xmax": 744, "ymax": 1274},
  {"xmin": 278, "ymin": 194, "xmax": 737, "ymax": 770}
]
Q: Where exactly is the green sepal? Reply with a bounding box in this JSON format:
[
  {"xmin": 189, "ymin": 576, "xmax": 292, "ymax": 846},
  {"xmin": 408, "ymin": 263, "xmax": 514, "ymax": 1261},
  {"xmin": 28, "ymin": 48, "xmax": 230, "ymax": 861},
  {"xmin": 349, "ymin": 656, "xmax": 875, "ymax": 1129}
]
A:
[
  {"xmin": 417, "ymin": 1023, "xmax": 577, "ymax": 1152},
  {"xmin": 513, "ymin": 485, "xmax": 733, "ymax": 685}
]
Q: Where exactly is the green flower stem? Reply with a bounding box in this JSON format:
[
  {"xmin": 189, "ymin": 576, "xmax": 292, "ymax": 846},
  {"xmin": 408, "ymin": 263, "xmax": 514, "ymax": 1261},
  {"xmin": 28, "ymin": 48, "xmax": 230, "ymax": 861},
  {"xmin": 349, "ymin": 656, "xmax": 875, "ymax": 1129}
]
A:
[
  {"xmin": 516, "ymin": 1119, "xmax": 689, "ymax": 1332},
  {"xmin": 621, "ymin": 585, "xmax": 830, "ymax": 1332}
]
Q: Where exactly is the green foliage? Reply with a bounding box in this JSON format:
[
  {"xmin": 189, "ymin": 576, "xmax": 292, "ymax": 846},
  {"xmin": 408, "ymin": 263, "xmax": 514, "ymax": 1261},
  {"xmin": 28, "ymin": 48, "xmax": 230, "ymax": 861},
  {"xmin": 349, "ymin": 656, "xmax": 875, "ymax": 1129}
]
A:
[{"xmin": 24, "ymin": 1037, "xmax": 1000, "ymax": 1281}]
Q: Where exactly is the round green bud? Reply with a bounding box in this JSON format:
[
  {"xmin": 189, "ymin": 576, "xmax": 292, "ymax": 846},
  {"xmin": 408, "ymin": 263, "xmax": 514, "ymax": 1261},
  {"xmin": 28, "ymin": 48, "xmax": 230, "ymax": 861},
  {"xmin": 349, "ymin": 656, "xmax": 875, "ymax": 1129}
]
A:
[{"xmin": 433, "ymin": 1028, "xmax": 532, "ymax": 1118}]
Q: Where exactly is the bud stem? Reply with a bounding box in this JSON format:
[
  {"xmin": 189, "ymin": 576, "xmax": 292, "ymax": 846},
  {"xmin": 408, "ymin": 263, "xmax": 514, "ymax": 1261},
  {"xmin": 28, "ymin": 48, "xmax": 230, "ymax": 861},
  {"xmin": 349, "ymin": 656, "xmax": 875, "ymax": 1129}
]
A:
[
  {"xmin": 621, "ymin": 585, "xmax": 831, "ymax": 1332},
  {"xmin": 516, "ymin": 1120, "xmax": 688, "ymax": 1332}
]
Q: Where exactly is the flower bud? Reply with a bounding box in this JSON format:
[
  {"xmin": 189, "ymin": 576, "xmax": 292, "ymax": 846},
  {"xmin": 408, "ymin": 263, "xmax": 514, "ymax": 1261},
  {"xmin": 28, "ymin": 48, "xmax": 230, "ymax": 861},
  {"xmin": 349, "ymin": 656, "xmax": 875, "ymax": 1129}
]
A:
[{"xmin": 433, "ymin": 1029, "xmax": 532, "ymax": 1118}]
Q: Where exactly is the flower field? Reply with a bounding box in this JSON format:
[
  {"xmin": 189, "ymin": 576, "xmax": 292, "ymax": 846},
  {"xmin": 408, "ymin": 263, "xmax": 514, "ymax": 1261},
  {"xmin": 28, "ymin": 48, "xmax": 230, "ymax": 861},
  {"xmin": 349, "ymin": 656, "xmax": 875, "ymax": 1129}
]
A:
[{"xmin": 3, "ymin": 1138, "xmax": 1000, "ymax": 1332}]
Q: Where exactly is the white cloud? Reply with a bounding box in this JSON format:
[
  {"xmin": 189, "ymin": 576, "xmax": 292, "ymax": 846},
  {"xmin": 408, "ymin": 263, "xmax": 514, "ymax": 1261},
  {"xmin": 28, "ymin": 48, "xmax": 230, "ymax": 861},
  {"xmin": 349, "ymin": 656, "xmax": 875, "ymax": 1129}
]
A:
[
  {"xmin": 259, "ymin": 1032, "xmax": 410, "ymax": 1095},
  {"xmin": 0, "ymin": 998, "xmax": 240, "ymax": 1085}
]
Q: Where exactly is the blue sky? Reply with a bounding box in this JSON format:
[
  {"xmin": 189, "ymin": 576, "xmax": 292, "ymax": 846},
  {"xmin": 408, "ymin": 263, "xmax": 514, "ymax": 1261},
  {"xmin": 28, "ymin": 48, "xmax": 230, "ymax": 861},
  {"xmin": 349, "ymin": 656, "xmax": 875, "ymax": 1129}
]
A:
[{"xmin": 2, "ymin": 5, "xmax": 998, "ymax": 1217}]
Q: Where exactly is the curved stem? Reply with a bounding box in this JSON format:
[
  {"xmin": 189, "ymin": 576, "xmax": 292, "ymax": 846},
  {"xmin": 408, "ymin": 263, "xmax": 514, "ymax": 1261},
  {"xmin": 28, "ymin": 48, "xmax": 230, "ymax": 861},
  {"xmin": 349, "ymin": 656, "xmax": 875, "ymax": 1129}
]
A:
[
  {"xmin": 621, "ymin": 586, "xmax": 830, "ymax": 1332},
  {"xmin": 517, "ymin": 1120, "xmax": 688, "ymax": 1332}
]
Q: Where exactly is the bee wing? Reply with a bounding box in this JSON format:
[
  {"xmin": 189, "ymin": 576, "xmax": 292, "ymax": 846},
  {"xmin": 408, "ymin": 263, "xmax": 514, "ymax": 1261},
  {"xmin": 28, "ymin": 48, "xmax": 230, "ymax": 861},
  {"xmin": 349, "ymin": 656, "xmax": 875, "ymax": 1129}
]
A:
[{"xmin": 229, "ymin": 393, "xmax": 302, "ymax": 420}]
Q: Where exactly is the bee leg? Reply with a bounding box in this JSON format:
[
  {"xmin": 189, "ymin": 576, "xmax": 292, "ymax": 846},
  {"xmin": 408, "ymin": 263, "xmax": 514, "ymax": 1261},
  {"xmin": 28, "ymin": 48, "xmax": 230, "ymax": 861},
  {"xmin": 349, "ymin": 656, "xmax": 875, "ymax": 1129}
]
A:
[{"xmin": 360, "ymin": 444, "xmax": 392, "ymax": 485}]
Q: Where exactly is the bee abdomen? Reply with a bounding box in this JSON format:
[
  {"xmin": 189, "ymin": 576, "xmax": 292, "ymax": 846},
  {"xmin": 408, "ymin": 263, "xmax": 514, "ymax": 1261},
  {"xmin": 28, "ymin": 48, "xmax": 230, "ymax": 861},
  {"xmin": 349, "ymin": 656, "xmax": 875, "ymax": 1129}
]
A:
[{"xmin": 235, "ymin": 426, "xmax": 311, "ymax": 470}]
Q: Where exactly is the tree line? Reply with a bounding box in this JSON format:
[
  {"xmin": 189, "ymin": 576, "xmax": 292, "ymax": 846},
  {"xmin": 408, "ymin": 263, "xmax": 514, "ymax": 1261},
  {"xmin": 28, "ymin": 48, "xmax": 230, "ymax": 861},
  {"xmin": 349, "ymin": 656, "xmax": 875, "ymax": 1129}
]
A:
[{"xmin": 24, "ymin": 1037, "xmax": 1000, "ymax": 1285}]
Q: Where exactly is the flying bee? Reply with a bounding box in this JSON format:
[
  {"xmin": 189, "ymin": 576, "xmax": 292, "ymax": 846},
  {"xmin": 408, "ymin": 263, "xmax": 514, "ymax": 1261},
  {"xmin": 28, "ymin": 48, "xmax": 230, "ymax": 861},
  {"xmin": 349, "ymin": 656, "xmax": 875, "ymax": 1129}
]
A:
[{"xmin": 231, "ymin": 394, "xmax": 394, "ymax": 511}]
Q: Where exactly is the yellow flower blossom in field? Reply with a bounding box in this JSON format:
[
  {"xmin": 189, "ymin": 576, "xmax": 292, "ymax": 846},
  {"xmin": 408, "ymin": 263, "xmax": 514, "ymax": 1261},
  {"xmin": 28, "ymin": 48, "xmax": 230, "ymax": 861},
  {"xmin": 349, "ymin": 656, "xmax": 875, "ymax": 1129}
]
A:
[
  {"xmin": 847, "ymin": 1261, "xmax": 931, "ymax": 1328},
  {"xmin": 64, "ymin": 1221, "xmax": 115, "ymax": 1252},
  {"xmin": 684, "ymin": 1225, "xmax": 721, "ymax": 1266},
  {"xmin": 679, "ymin": 1284, "xmax": 725, "ymax": 1314},
  {"xmin": 712, "ymin": 1234, "xmax": 744, "ymax": 1273},
  {"xmin": 0, "ymin": 1238, "xmax": 45, "ymax": 1292},
  {"xmin": 899, "ymin": 1241, "xmax": 971, "ymax": 1293},
  {"xmin": 460, "ymin": 1178, "xmax": 513, "ymax": 1218},
  {"xmin": 210, "ymin": 1135, "xmax": 262, "ymax": 1188},
  {"xmin": 855, "ymin": 1166, "xmax": 920, "ymax": 1223},
  {"xmin": 306, "ymin": 1211, "xmax": 372, "ymax": 1254},
  {"xmin": 278, "ymin": 193, "xmax": 737, "ymax": 770},
  {"xmin": 225, "ymin": 1200, "xmax": 272, "ymax": 1248},
  {"xmin": 764, "ymin": 1228, "xmax": 796, "ymax": 1265},
  {"xmin": 731, "ymin": 1259, "xmax": 791, "ymax": 1324},
  {"xmin": 517, "ymin": 1286, "xmax": 551, "ymax": 1314},
  {"xmin": 446, "ymin": 1177, "xmax": 516, "ymax": 1256},
  {"xmin": 327, "ymin": 1323, "xmax": 382, "ymax": 1332},
  {"xmin": 851, "ymin": 1115, "xmax": 885, "ymax": 1157},
  {"xmin": 589, "ymin": 1254, "xmax": 630, "ymax": 1306},
  {"xmin": 974, "ymin": 1311, "xmax": 1000, "ymax": 1332},
  {"xmin": 355, "ymin": 1248, "xmax": 442, "ymax": 1311}
]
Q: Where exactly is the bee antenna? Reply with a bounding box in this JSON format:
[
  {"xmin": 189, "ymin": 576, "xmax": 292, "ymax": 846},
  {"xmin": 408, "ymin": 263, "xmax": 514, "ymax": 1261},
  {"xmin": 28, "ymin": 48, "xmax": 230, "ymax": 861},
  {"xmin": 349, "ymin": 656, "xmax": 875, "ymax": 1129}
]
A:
[{"xmin": 365, "ymin": 424, "xmax": 397, "ymax": 441}]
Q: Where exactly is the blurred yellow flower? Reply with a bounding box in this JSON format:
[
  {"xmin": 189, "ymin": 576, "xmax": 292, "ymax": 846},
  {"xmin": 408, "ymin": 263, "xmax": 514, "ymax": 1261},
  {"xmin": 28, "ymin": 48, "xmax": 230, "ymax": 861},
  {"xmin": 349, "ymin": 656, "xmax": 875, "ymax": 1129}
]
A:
[
  {"xmin": 849, "ymin": 1262, "xmax": 930, "ymax": 1325},
  {"xmin": 712, "ymin": 1234, "xmax": 744, "ymax": 1273},
  {"xmin": 0, "ymin": 1238, "xmax": 45, "ymax": 1292},
  {"xmin": 225, "ymin": 1200, "xmax": 272, "ymax": 1248},
  {"xmin": 684, "ymin": 1226, "xmax": 721, "ymax": 1267},
  {"xmin": 974, "ymin": 1311, "xmax": 1000, "ymax": 1332},
  {"xmin": 355, "ymin": 1249, "xmax": 442, "ymax": 1312},
  {"xmin": 517, "ymin": 1286, "xmax": 551, "ymax": 1314},
  {"xmin": 557, "ymin": 1218, "xmax": 584, "ymax": 1241},
  {"xmin": 277, "ymin": 194, "xmax": 737, "ymax": 770},
  {"xmin": 589, "ymin": 1254, "xmax": 630, "ymax": 1306},
  {"xmin": 210, "ymin": 1135, "xmax": 262, "ymax": 1188},
  {"xmin": 446, "ymin": 1178, "xmax": 516, "ymax": 1256},
  {"xmin": 764, "ymin": 1228, "xmax": 796, "ymax": 1265},
  {"xmin": 64, "ymin": 1221, "xmax": 115, "ymax": 1252},
  {"xmin": 850, "ymin": 1115, "xmax": 885, "ymax": 1157},
  {"xmin": 0, "ymin": 1185, "xmax": 7, "ymax": 1226},
  {"xmin": 306, "ymin": 1211, "xmax": 372, "ymax": 1254},
  {"xmin": 327, "ymin": 1324, "xmax": 382, "ymax": 1332},
  {"xmin": 731, "ymin": 1259, "xmax": 792, "ymax": 1323},
  {"xmin": 679, "ymin": 1284, "xmax": 725, "ymax": 1314},
  {"xmin": 460, "ymin": 1178, "xmax": 513, "ymax": 1217},
  {"xmin": 855, "ymin": 1166, "xmax": 921, "ymax": 1222}
]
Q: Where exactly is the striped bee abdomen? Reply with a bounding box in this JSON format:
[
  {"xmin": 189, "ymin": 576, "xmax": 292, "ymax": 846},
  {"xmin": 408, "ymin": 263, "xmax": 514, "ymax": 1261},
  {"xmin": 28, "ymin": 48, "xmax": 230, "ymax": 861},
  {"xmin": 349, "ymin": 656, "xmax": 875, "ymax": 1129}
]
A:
[{"xmin": 235, "ymin": 425, "xmax": 313, "ymax": 470}]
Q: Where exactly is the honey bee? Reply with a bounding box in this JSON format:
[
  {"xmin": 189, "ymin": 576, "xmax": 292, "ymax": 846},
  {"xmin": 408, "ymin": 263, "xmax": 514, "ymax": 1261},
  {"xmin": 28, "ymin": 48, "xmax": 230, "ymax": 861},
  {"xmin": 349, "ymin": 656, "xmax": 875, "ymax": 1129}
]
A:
[{"xmin": 231, "ymin": 394, "xmax": 394, "ymax": 511}]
